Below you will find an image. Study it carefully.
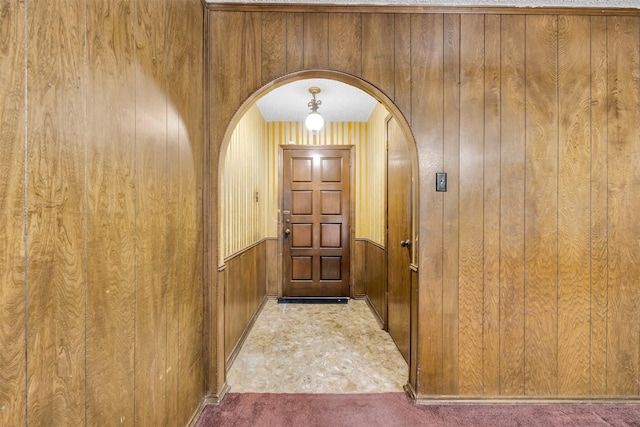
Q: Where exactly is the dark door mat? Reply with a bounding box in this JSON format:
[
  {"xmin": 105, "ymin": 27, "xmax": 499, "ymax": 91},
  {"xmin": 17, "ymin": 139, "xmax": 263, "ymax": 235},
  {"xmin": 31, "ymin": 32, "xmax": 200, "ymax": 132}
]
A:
[{"xmin": 277, "ymin": 297, "xmax": 349, "ymax": 304}]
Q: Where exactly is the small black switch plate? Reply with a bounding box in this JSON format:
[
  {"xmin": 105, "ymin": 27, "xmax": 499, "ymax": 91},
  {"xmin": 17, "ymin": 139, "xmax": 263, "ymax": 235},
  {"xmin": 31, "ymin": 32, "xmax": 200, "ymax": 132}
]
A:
[{"xmin": 436, "ymin": 173, "xmax": 447, "ymax": 192}]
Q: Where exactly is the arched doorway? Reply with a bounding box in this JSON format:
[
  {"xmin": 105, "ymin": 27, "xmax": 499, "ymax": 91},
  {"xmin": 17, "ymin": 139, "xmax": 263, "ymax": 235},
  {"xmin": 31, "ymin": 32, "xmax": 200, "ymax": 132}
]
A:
[{"xmin": 209, "ymin": 70, "xmax": 420, "ymax": 399}]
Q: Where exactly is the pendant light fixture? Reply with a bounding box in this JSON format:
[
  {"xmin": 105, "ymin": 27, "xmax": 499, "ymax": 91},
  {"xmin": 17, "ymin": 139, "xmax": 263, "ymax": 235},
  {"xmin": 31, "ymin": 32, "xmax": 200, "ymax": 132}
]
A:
[{"xmin": 305, "ymin": 87, "xmax": 324, "ymax": 132}]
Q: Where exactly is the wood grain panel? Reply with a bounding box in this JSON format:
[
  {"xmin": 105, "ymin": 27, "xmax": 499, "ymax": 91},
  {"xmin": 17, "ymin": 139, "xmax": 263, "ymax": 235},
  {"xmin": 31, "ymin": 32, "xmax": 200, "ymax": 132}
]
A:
[
  {"xmin": 524, "ymin": 15, "xmax": 559, "ymax": 396},
  {"xmin": 353, "ymin": 240, "xmax": 365, "ymax": 297},
  {"xmin": 224, "ymin": 242, "xmax": 267, "ymax": 362},
  {"xmin": 328, "ymin": 13, "xmax": 362, "ymax": 76},
  {"xmin": 85, "ymin": 0, "xmax": 136, "ymax": 423},
  {"xmin": 245, "ymin": 12, "xmax": 262, "ymax": 98},
  {"xmin": 0, "ymin": 1, "xmax": 25, "ymax": 424},
  {"xmin": 261, "ymin": 12, "xmax": 287, "ymax": 84},
  {"xmin": 134, "ymin": 0, "xmax": 168, "ymax": 423},
  {"xmin": 395, "ymin": 14, "xmax": 412, "ymax": 123},
  {"xmin": 176, "ymin": 2, "xmax": 205, "ymax": 419},
  {"xmin": 589, "ymin": 16, "xmax": 609, "ymax": 396},
  {"xmin": 442, "ymin": 13, "xmax": 460, "ymax": 396},
  {"xmin": 499, "ymin": 14, "xmax": 526, "ymax": 396},
  {"xmin": 26, "ymin": 0, "xmax": 85, "ymax": 424},
  {"xmin": 607, "ymin": 16, "xmax": 640, "ymax": 396},
  {"xmin": 210, "ymin": 11, "xmax": 245, "ymax": 148},
  {"xmin": 362, "ymin": 14, "xmax": 395, "ymax": 99},
  {"xmin": 557, "ymin": 15, "xmax": 591, "ymax": 396},
  {"xmin": 364, "ymin": 241, "xmax": 387, "ymax": 326},
  {"xmin": 411, "ymin": 13, "xmax": 444, "ymax": 394},
  {"xmin": 483, "ymin": 14, "xmax": 502, "ymax": 396},
  {"xmin": 266, "ymin": 238, "xmax": 279, "ymax": 295},
  {"xmin": 286, "ymin": 13, "xmax": 304, "ymax": 73},
  {"xmin": 387, "ymin": 117, "xmax": 411, "ymax": 363},
  {"xmin": 458, "ymin": 13, "xmax": 485, "ymax": 396},
  {"xmin": 303, "ymin": 13, "xmax": 329, "ymax": 69}
]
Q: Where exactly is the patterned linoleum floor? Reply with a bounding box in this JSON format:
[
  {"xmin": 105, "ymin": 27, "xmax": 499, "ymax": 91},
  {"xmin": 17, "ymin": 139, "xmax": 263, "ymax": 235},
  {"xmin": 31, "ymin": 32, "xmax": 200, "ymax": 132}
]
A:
[{"xmin": 227, "ymin": 299, "xmax": 408, "ymax": 393}]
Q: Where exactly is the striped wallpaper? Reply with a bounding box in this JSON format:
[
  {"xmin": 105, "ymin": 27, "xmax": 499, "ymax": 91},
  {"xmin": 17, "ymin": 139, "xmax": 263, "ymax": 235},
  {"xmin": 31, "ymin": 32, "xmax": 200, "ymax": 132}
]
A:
[
  {"xmin": 220, "ymin": 104, "xmax": 267, "ymax": 262},
  {"xmin": 221, "ymin": 102, "xmax": 389, "ymax": 261}
]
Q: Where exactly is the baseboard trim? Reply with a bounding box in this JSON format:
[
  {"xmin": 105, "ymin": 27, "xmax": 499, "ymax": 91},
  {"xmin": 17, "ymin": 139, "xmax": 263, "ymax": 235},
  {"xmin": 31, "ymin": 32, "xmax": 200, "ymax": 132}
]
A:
[
  {"xmin": 225, "ymin": 295, "xmax": 269, "ymax": 371},
  {"xmin": 186, "ymin": 385, "xmax": 231, "ymax": 427},
  {"xmin": 365, "ymin": 295, "xmax": 385, "ymax": 329},
  {"xmin": 411, "ymin": 394, "xmax": 640, "ymax": 405}
]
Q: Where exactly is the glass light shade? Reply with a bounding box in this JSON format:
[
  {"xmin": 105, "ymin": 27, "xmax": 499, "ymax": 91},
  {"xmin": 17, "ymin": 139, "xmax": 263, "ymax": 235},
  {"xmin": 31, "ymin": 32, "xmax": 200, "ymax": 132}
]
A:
[{"xmin": 305, "ymin": 112, "xmax": 324, "ymax": 132}]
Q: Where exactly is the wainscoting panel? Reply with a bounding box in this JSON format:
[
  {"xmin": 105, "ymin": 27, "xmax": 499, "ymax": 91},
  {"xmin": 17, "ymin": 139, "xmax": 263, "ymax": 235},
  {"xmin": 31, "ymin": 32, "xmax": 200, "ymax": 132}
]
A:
[{"xmin": 224, "ymin": 241, "xmax": 267, "ymax": 363}]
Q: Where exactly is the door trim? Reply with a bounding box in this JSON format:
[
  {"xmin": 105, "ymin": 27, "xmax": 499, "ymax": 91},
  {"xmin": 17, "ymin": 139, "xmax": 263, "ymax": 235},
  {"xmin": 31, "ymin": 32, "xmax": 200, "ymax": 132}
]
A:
[{"xmin": 277, "ymin": 144, "xmax": 355, "ymax": 298}]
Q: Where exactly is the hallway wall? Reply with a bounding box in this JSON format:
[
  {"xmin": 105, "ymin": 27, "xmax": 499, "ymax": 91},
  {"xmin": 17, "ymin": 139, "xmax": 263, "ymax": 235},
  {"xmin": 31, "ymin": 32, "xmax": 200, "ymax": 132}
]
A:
[
  {"xmin": 206, "ymin": 6, "xmax": 640, "ymax": 399},
  {"xmin": 0, "ymin": 1, "xmax": 206, "ymax": 425}
]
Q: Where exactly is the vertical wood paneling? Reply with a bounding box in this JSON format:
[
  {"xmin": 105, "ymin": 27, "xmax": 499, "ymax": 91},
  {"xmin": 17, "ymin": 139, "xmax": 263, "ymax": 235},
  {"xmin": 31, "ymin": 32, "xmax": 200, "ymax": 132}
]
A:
[
  {"xmin": 0, "ymin": 1, "xmax": 25, "ymax": 424},
  {"xmin": 134, "ymin": 0, "xmax": 167, "ymax": 423},
  {"xmin": 303, "ymin": 13, "xmax": 329, "ymax": 69},
  {"xmin": 26, "ymin": 1, "xmax": 86, "ymax": 424},
  {"xmin": 442, "ymin": 13, "xmax": 461, "ymax": 396},
  {"xmin": 499, "ymin": 14, "xmax": 526, "ymax": 396},
  {"xmin": 362, "ymin": 14, "xmax": 395, "ymax": 99},
  {"xmin": 176, "ymin": 4, "xmax": 205, "ymax": 420},
  {"xmin": 328, "ymin": 13, "xmax": 362, "ymax": 76},
  {"xmin": 224, "ymin": 242, "xmax": 266, "ymax": 362},
  {"xmin": 206, "ymin": 6, "xmax": 640, "ymax": 402},
  {"xmin": 286, "ymin": 13, "xmax": 304, "ymax": 73},
  {"xmin": 261, "ymin": 12, "xmax": 287, "ymax": 84},
  {"xmin": 1, "ymin": 1, "xmax": 206, "ymax": 425},
  {"xmin": 210, "ymin": 11, "xmax": 245, "ymax": 148},
  {"xmin": 589, "ymin": 16, "xmax": 609, "ymax": 396},
  {"xmin": 607, "ymin": 16, "xmax": 640, "ymax": 395},
  {"xmin": 483, "ymin": 14, "xmax": 502, "ymax": 396},
  {"xmin": 557, "ymin": 15, "xmax": 591, "ymax": 396},
  {"xmin": 86, "ymin": 0, "xmax": 136, "ymax": 422},
  {"xmin": 524, "ymin": 15, "xmax": 559, "ymax": 396},
  {"xmin": 245, "ymin": 12, "xmax": 262, "ymax": 98},
  {"xmin": 395, "ymin": 14, "xmax": 412, "ymax": 123},
  {"xmin": 458, "ymin": 13, "xmax": 485, "ymax": 396},
  {"xmin": 412, "ymin": 13, "xmax": 444, "ymax": 394}
]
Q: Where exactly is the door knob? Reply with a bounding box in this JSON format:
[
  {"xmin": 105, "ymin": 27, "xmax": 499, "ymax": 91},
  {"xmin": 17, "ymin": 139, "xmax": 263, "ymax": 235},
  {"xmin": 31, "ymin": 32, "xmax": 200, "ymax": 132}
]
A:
[
  {"xmin": 285, "ymin": 228, "xmax": 291, "ymax": 235},
  {"xmin": 400, "ymin": 240, "xmax": 411, "ymax": 248}
]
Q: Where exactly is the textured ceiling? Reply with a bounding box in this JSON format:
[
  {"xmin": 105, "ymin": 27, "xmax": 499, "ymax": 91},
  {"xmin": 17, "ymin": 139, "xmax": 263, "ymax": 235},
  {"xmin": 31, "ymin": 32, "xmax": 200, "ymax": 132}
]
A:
[
  {"xmin": 206, "ymin": 0, "xmax": 639, "ymax": 7},
  {"xmin": 255, "ymin": 79, "xmax": 379, "ymax": 123}
]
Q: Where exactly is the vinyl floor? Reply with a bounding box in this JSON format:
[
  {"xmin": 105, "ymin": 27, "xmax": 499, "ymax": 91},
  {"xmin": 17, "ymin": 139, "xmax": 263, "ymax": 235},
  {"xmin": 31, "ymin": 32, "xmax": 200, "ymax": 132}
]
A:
[{"xmin": 226, "ymin": 299, "xmax": 408, "ymax": 393}]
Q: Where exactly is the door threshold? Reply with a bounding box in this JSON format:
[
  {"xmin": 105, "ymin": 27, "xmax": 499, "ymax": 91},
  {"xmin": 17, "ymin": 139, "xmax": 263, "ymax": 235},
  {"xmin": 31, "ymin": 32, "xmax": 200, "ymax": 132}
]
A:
[{"xmin": 277, "ymin": 297, "xmax": 349, "ymax": 305}]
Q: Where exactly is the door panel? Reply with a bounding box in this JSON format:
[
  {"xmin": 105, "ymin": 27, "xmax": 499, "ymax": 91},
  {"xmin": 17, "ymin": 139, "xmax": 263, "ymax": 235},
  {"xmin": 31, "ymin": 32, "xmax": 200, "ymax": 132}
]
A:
[
  {"xmin": 283, "ymin": 147, "xmax": 351, "ymax": 298},
  {"xmin": 387, "ymin": 117, "xmax": 412, "ymax": 362}
]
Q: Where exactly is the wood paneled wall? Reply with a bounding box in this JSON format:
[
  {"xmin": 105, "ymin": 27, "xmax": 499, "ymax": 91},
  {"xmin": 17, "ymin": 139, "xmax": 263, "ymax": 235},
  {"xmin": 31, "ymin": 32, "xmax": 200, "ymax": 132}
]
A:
[
  {"xmin": 0, "ymin": 1, "xmax": 206, "ymax": 425},
  {"xmin": 221, "ymin": 105, "xmax": 267, "ymax": 262},
  {"xmin": 207, "ymin": 6, "xmax": 640, "ymax": 399},
  {"xmin": 223, "ymin": 241, "xmax": 267, "ymax": 363}
]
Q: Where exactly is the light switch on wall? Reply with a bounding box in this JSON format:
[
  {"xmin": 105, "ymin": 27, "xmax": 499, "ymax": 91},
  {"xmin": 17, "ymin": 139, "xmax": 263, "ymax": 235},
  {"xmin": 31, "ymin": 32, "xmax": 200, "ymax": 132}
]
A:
[{"xmin": 436, "ymin": 173, "xmax": 447, "ymax": 192}]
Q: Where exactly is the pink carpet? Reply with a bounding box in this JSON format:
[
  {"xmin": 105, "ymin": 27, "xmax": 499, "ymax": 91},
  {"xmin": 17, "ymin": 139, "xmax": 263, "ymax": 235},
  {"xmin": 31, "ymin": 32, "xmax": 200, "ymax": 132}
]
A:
[{"xmin": 196, "ymin": 392, "xmax": 640, "ymax": 426}]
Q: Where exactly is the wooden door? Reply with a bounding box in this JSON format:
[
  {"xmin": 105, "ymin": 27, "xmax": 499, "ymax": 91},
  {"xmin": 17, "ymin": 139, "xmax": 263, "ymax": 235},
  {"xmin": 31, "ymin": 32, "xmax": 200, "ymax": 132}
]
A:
[
  {"xmin": 387, "ymin": 117, "xmax": 411, "ymax": 362},
  {"xmin": 282, "ymin": 146, "xmax": 351, "ymax": 298}
]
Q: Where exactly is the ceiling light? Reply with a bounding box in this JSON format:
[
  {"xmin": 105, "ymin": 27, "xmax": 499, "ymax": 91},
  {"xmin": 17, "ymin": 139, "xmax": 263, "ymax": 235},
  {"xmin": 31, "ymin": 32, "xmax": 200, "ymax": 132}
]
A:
[{"xmin": 305, "ymin": 87, "xmax": 324, "ymax": 132}]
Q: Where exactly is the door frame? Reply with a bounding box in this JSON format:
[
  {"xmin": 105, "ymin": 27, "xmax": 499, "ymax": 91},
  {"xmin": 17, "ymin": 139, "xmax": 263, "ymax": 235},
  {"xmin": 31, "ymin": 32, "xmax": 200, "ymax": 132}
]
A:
[
  {"xmin": 278, "ymin": 144, "xmax": 356, "ymax": 298},
  {"xmin": 209, "ymin": 69, "xmax": 420, "ymax": 399}
]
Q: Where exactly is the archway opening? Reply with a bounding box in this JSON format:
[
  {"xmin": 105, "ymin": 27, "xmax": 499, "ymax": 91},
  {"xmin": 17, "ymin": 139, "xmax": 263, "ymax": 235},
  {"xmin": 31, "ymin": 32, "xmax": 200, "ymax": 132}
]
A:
[{"xmin": 213, "ymin": 70, "xmax": 420, "ymax": 396}]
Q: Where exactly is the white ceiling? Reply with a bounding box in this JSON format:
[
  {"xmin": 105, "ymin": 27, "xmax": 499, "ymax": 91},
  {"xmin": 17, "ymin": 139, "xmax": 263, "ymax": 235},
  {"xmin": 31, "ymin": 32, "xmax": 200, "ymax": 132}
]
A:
[
  {"xmin": 255, "ymin": 78, "xmax": 379, "ymax": 123},
  {"xmin": 206, "ymin": 0, "xmax": 639, "ymax": 7}
]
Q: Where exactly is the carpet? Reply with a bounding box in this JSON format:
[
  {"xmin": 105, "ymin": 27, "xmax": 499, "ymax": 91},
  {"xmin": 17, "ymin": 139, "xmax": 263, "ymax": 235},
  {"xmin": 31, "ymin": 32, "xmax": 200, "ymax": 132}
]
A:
[{"xmin": 195, "ymin": 393, "xmax": 640, "ymax": 427}]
